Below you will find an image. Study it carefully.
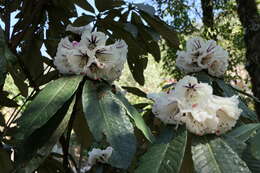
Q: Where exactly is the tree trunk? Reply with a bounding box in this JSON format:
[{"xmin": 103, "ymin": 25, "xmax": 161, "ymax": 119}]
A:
[
  {"xmin": 201, "ymin": 0, "xmax": 216, "ymax": 39},
  {"xmin": 236, "ymin": 0, "xmax": 260, "ymax": 119},
  {"xmin": 201, "ymin": 0, "xmax": 214, "ymax": 28}
]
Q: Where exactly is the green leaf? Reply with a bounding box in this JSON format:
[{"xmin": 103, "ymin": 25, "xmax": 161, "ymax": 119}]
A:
[
  {"xmin": 82, "ymin": 81, "xmax": 136, "ymax": 169},
  {"xmin": 73, "ymin": 0, "xmax": 95, "ymax": 13},
  {"xmin": 0, "ymin": 93, "xmax": 19, "ymax": 107},
  {"xmin": 35, "ymin": 70, "xmax": 59, "ymax": 86},
  {"xmin": 139, "ymin": 10, "xmax": 179, "ymax": 49},
  {"xmin": 0, "ymin": 148, "xmax": 13, "ymax": 173},
  {"xmin": 225, "ymin": 123, "xmax": 260, "ymax": 142},
  {"xmin": 242, "ymin": 145, "xmax": 260, "ymax": 173},
  {"xmin": 15, "ymin": 96, "xmax": 76, "ymax": 173},
  {"xmin": 36, "ymin": 156, "xmax": 66, "ymax": 173},
  {"xmin": 195, "ymin": 71, "xmax": 213, "ymax": 85},
  {"xmin": 134, "ymin": 3, "xmax": 156, "ymax": 16},
  {"xmin": 95, "ymin": 0, "xmax": 124, "ymax": 12},
  {"xmin": 250, "ymin": 130, "xmax": 260, "ymax": 160},
  {"xmin": 0, "ymin": 32, "xmax": 7, "ymax": 85},
  {"xmin": 122, "ymin": 86, "xmax": 147, "ymax": 98},
  {"xmin": 95, "ymin": 0, "xmax": 113, "ymax": 12},
  {"xmin": 214, "ymin": 79, "xmax": 258, "ymax": 121},
  {"xmin": 192, "ymin": 137, "xmax": 251, "ymax": 173},
  {"xmin": 72, "ymin": 15, "xmax": 95, "ymax": 27},
  {"xmin": 136, "ymin": 127, "xmax": 187, "ymax": 173},
  {"xmin": 128, "ymin": 56, "xmax": 148, "ymax": 86},
  {"xmin": 14, "ymin": 76, "xmax": 83, "ymax": 143},
  {"xmin": 73, "ymin": 97, "xmax": 93, "ymax": 149},
  {"xmin": 114, "ymin": 91, "xmax": 154, "ymax": 142}
]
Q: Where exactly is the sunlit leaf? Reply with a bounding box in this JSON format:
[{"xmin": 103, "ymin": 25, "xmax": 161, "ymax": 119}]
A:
[
  {"xmin": 192, "ymin": 136, "xmax": 251, "ymax": 173},
  {"xmin": 15, "ymin": 97, "xmax": 76, "ymax": 172},
  {"xmin": 82, "ymin": 81, "xmax": 136, "ymax": 169},
  {"xmin": 14, "ymin": 76, "xmax": 83, "ymax": 143},
  {"xmin": 136, "ymin": 127, "xmax": 187, "ymax": 173}
]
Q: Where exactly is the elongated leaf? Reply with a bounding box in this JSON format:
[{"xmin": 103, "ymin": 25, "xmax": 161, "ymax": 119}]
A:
[
  {"xmin": 114, "ymin": 91, "xmax": 154, "ymax": 142},
  {"xmin": 122, "ymin": 86, "xmax": 147, "ymax": 98},
  {"xmin": 192, "ymin": 137, "xmax": 251, "ymax": 173},
  {"xmin": 82, "ymin": 81, "xmax": 136, "ymax": 169},
  {"xmin": 250, "ymin": 131, "xmax": 260, "ymax": 160},
  {"xmin": 14, "ymin": 76, "xmax": 83, "ymax": 143},
  {"xmin": 215, "ymin": 79, "xmax": 257, "ymax": 121},
  {"xmin": 73, "ymin": 0, "xmax": 95, "ymax": 13},
  {"xmin": 243, "ymin": 145, "xmax": 260, "ymax": 173},
  {"xmin": 139, "ymin": 10, "xmax": 179, "ymax": 49},
  {"xmin": 225, "ymin": 123, "xmax": 260, "ymax": 142},
  {"xmin": 73, "ymin": 97, "xmax": 93, "ymax": 149},
  {"xmin": 136, "ymin": 127, "xmax": 187, "ymax": 173},
  {"xmin": 95, "ymin": 0, "xmax": 113, "ymax": 12},
  {"xmin": 72, "ymin": 15, "xmax": 95, "ymax": 27},
  {"xmin": 0, "ymin": 27, "xmax": 7, "ymax": 85},
  {"xmin": 15, "ymin": 97, "xmax": 76, "ymax": 173}
]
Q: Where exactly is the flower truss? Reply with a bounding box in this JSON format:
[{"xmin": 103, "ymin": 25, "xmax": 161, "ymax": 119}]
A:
[
  {"xmin": 176, "ymin": 37, "xmax": 229, "ymax": 77},
  {"xmin": 54, "ymin": 25, "xmax": 128, "ymax": 82},
  {"xmin": 148, "ymin": 76, "xmax": 242, "ymax": 136},
  {"xmin": 82, "ymin": 146, "xmax": 113, "ymax": 172}
]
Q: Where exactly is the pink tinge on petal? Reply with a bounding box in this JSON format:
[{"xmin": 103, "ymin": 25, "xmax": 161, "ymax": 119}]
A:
[
  {"xmin": 72, "ymin": 41, "xmax": 80, "ymax": 47},
  {"xmin": 192, "ymin": 104, "xmax": 198, "ymax": 108}
]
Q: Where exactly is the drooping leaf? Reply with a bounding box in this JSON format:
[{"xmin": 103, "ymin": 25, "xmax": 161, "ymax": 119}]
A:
[
  {"xmin": 72, "ymin": 15, "xmax": 95, "ymax": 27},
  {"xmin": 95, "ymin": 0, "xmax": 124, "ymax": 12},
  {"xmin": 139, "ymin": 10, "xmax": 179, "ymax": 49},
  {"xmin": 73, "ymin": 97, "xmax": 93, "ymax": 149},
  {"xmin": 127, "ymin": 56, "xmax": 148, "ymax": 86},
  {"xmin": 15, "ymin": 97, "xmax": 76, "ymax": 173},
  {"xmin": 122, "ymin": 86, "xmax": 147, "ymax": 98},
  {"xmin": 95, "ymin": 0, "xmax": 113, "ymax": 12},
  {"xmin": 192, "ymin": 136, "xmax": 251, "ymax": 173},
  {"xmin": 134, "ymin": 3, "xmax": 156, "ymax": 16},
  {"xmin": 82, "ymin": 81, "xmax": 136, "ymax": 169},
  {"xmin": 214, "ymin": 79, "xmax": 258, "ymax": 121},
  {"xmin": 114, "ymin": 91, "xmax": 154, "ymax": 142},
  {"xmin": 14, "ymin": 76, "xmax": 83, "ymax": 143},
  {"xmin": 73, "ymin": 0, "xmax": 95, "ymax": 13},
  {"xmin": 136, "ymin": 127, "xmax": 187, "ymax": 173}
]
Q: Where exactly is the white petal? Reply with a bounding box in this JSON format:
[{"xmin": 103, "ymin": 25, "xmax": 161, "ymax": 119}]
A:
[
  {"xmin": 208, "ymin": 58, "xmax": 228, "ymax": 77},
  {"xmin": 148, "ymin": 92, "xmax": 180, "ymax": 124},
  {"xmin": 186, "ymin": 36, "xmax": 206, "ymax": 52},
  {"xmin": 81, "ymin": 30, "xmax": 108, "ymax": 49}
]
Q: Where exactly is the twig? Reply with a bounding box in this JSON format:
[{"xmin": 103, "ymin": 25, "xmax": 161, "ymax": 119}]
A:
[{"xmin": 229, "ymin": 84, "xmax": 260, "ymax": 103}]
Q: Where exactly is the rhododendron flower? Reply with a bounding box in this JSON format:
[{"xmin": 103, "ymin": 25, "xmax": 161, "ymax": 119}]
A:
[
  {"xmin": 148, "ymin": 76, "xmax": 242, "ymax": 135},
  {"xmin": 176, "ymin": 36, "xmax": 229, "ymax": 77},
  {"xmin": 84, "ymin": 146, "xmax": 113, "ymax": 172},
  {"xmin": 54, "ymin": 25, "xmax": 128, "ymax": 82}
]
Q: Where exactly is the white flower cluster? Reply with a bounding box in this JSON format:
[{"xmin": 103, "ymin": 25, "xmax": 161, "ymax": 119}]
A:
[
  {"xmin": 176, "ymin": 37, "xmax": 228, "ymax": 77},
  {"xmin": 82, "ymin": 146, "xmax": 113, "ymax": 172},
  {"xmin": 54, "ymin": 25, "xmax": 128, "ymax": 82},
  {"xmin": 148, "ymin": 76, "xmax": 242, "ymax": 135}
]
